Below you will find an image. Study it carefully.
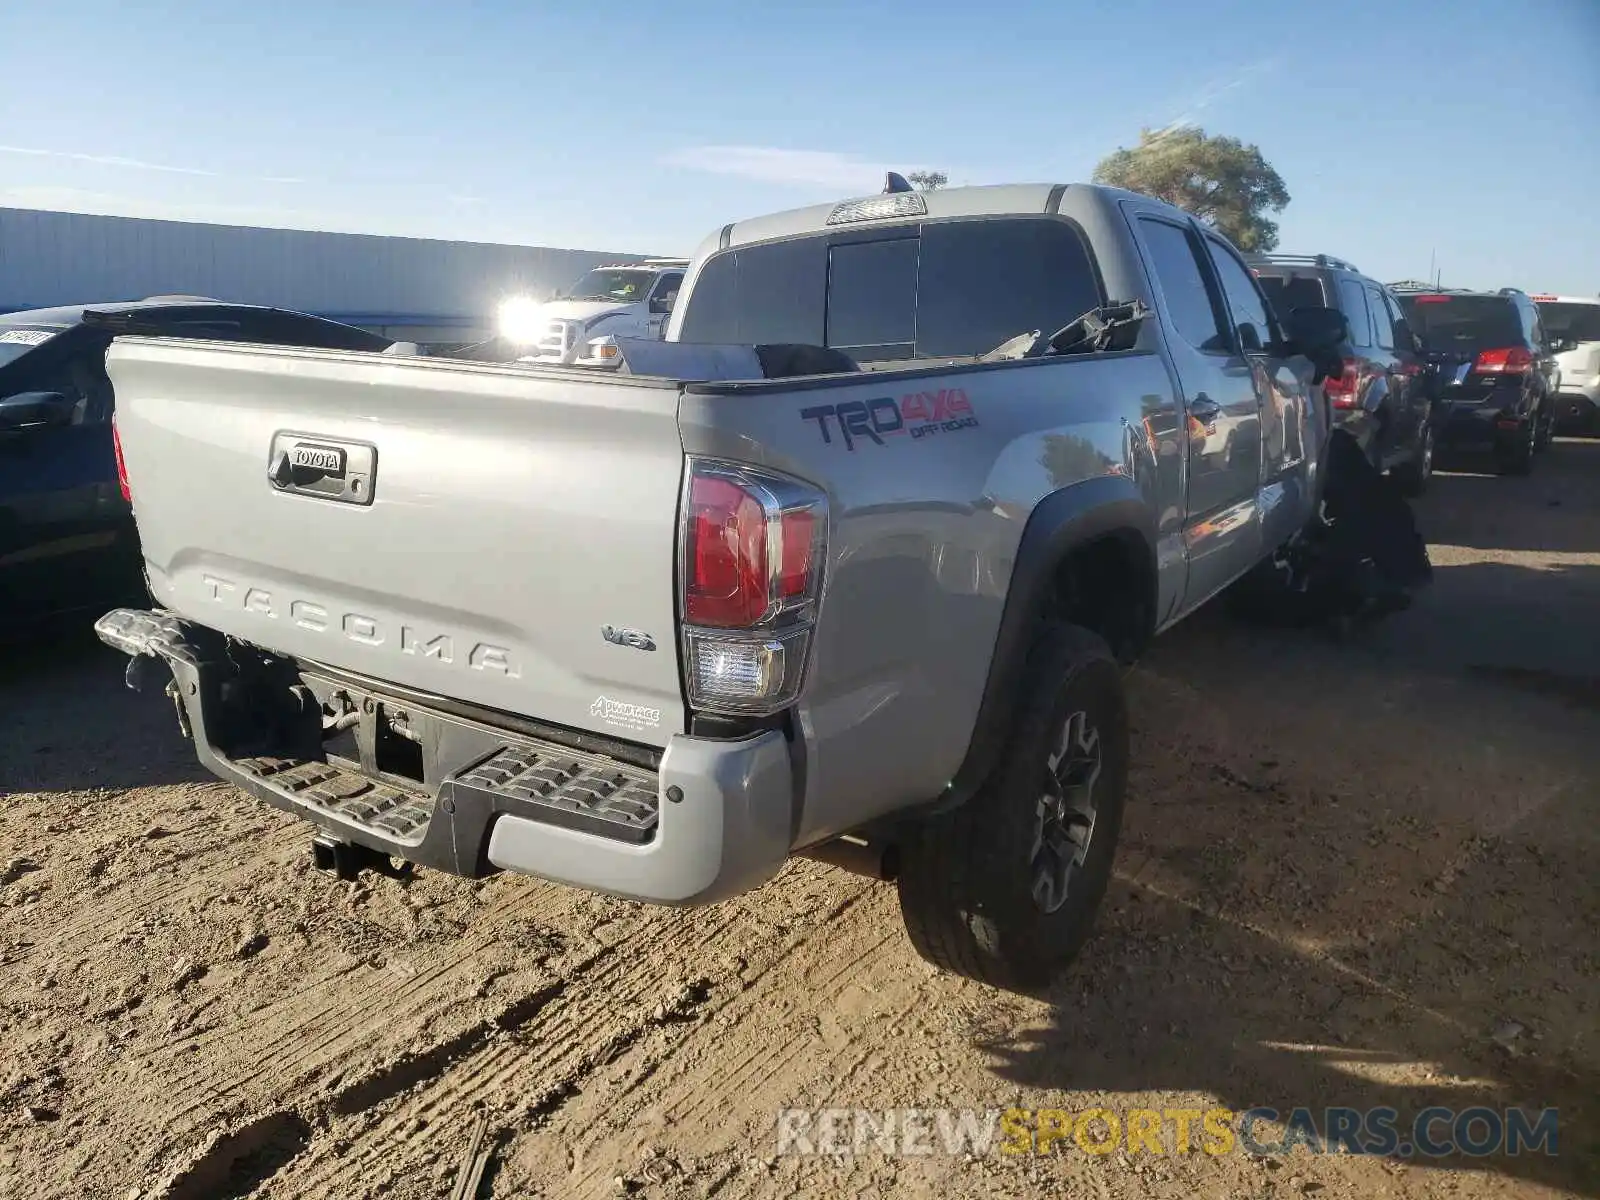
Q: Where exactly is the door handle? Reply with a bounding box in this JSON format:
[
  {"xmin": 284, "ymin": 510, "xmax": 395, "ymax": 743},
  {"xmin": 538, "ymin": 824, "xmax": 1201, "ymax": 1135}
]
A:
[{"xmin": 1189, "ymin": 396, "xmax": 1221, "ymax": 422}]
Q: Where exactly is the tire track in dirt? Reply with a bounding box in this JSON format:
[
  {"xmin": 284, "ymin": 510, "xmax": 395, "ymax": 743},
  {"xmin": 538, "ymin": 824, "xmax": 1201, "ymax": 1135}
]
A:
[
  {"xmin": 59, "ymin": 873, "xmax": 588, "ymax": 1193},
  {"xmin": 25, "ymin": 785, "xmax": 301, "ymax": 952},
  {"xmin": 275, "ymin": 867, "xmax": 879, "ymax": 1199},
  {"xmin": 538, "ymin": 886, "xmax": 1109, "ymax": 1200}
]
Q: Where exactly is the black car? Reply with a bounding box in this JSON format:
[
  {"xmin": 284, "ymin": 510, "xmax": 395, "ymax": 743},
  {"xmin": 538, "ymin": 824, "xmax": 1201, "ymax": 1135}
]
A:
[
  {"xmin": 1247, "ymin": 254, "xmax": 1434, "ymax": 494},
  {"xmin": 0, "ymin": 298, "xmax": 392, "ymax": 630},
  {"xmin": 1393, "ymin": 287, "xmax": 1559, "ymax": 475}
]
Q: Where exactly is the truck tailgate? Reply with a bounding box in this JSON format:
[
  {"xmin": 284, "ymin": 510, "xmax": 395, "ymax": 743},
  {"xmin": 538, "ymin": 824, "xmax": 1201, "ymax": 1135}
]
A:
[{"xmin": 107, "ymin": 338, "xmax": 688, "ymax": 748}]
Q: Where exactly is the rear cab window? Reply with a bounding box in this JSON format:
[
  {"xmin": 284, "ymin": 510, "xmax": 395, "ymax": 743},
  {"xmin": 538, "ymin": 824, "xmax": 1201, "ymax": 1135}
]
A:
[{"xmin": 676, "ymin": 217, "xmax": 1103, "ymax": 361}]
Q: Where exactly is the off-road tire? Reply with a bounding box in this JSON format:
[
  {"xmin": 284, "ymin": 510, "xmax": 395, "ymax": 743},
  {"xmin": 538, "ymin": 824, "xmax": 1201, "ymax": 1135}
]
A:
[{"xmin": 895, "ymin": 623, "xmax": 1128, "ymax": 993}]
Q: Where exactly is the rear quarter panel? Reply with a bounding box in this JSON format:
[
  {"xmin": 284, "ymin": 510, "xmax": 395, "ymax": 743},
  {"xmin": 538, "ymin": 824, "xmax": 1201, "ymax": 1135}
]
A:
[{"xmin": 680, "ymin": 350, "xmax": 1178, "ymax": 845}]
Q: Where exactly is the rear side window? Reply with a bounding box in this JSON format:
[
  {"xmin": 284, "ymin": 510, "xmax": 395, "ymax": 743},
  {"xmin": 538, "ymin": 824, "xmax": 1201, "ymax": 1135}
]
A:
[
  {"xmin": 1519, "ymin": 299, "xmax": 1541, "ymax": 346},
  {"xmin": 1136, "ymin": 218, "xmax": 1229, "ymax": 353},
  {"xmin": 1338, "ymin": 279, "xmax": 1373, "ymax": 348},
  {"xmin": 676, "ymin": 217, "xmax": 1102, "ymax": 360},
  {"xmin": 1383, "ymin": 291, "xmax": 1409, "ymax": 343},
  {"xmin": 1366, "ymin": 285, "xmax": 1394, "ymax": 350}
]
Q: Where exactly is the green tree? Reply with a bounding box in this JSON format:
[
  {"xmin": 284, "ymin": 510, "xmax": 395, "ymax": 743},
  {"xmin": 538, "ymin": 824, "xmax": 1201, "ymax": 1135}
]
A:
[
  {"xmin": 1092, "ymin": 127, "xmax": 1290, "ymax": 252},
  {"xmin": 906, "ymin": 170, "xmax": 948, "ymax": 192}
]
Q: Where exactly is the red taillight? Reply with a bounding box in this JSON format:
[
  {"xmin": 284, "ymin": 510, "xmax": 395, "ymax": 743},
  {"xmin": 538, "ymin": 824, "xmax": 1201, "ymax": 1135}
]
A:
[
  {"xmin": 1323, "ymin": 357, "xmax": 1361, "ymax": 409},
  {"xmin": 1414, "ymin": 295, "xmax": 1451, "ymax": 304},
  {"xmin": 1473, "ymin": 346, "xmax": 1533, "ymax": 374},
  {"xmin": 683, "ymin": 469, "xmax": 824, "ymax": 629},
  {"xmin": 680, "ymin": 460, "xmax": 828, "ymax": 716},
  {"xmin": 777, "ymin": 510, "xmax": 815, "ymax": 600},
  {"xmin": 685, "ymin": 475, "xmax": 769, "ymax": 627},
  {"xmin": 112, "ymin": 413, "xmax": 132, "ymax": 502}
]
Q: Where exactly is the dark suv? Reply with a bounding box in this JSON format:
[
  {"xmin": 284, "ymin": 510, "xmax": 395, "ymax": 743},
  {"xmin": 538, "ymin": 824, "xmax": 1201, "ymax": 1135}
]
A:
[
  {"xmin": 1, "ymin": 298, "xmax": 393, "ymax": 631},
  {"xmin": 1247, "ymin": 254, "xmax": 1433, "ymax": 494},
  {"xmin": 1393, "ymin": 287, "xmax": 1559, "ymax": 475}
]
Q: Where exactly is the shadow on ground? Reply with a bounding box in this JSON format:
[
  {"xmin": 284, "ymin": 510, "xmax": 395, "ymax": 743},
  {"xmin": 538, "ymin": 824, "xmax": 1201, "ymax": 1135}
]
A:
[
  {"xmin": 971, "ymin": 548, "xmax": 1600, "ymax": 1195},
  {"xmin": 1421, "ymin": 437, "xmax": 1600, "ymax": 555},
  {"xmin": 0, "ymin": 623, "xmax": 207, "ymax": 794}
]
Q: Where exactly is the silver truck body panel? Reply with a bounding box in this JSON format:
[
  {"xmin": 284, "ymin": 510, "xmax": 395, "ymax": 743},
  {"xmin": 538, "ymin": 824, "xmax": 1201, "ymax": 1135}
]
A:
[
  {"xmin": 107, "ymin": 339, "xmax": 689, "ymax": 748},
  {"xmin": 677, "ymin": 351, "xmax": 1179, "ymax": 846},
  {"xmin": 486, "ymin": 727, "xmax": 795, "ymax": 904}
]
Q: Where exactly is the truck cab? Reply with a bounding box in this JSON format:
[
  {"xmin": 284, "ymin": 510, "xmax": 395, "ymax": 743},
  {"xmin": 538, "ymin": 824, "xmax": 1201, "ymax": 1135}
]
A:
[{"xmin": 497, "ymin": 258, "xmax": 689, "ymax": 365}]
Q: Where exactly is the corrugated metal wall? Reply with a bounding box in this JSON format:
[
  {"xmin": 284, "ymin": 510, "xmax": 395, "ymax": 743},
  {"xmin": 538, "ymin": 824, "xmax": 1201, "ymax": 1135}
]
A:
[{"xmin": 0, "ymin": 207, "xmax": 644, "ymax": 320}]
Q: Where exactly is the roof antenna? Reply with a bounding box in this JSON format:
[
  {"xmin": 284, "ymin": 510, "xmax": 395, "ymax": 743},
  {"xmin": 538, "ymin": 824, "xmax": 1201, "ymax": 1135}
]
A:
[{"xmin": 883, "ymin": 172, "xmax": 914, "ymax": 194}]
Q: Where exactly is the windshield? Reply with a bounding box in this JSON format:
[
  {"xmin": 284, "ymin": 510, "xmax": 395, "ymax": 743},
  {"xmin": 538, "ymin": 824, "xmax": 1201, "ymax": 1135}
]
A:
[
  {"xmin": 563, "ymin": 269, "xmax": 656, "ymax": 304},
  {"xmin": 1396, "ymin": 295, "xmax": 1522, "ymax": 351},
  {"xmin": 1536, "ymin": 301, "xmax": 1600, "ymax": 343},
  {"xmin": 0, "ymin": 324, "xmax": 70, "ymax": 368},
  {"xmin": 1256, "ymin": 273, "xmax": 1327, "ymax": 318}
]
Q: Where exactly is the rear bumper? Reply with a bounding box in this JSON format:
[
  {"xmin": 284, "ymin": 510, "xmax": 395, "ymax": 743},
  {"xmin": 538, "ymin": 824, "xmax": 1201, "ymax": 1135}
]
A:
[
  {"xmin": 1555, "ymin": 378, "xmax": 1599, "ymax": 424},
  {"xmin": 95, "ymin": 608, "xmax": 796, "ymax": 906},
  {"xmin": 1433, "ymin": 403, "xmax": 1527, "ymax": 448}
]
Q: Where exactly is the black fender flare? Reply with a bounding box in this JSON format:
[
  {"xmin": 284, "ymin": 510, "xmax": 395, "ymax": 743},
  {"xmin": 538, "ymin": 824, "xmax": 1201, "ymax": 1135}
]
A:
[{"xmin": 934, "ymin": 474, "xmax": 1157, "ymax": 813}]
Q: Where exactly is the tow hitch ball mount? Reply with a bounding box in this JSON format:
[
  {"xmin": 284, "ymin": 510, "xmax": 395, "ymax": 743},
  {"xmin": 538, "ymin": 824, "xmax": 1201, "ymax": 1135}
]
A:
[{"xmin": 310, "ymin": 835, "xmax": 413, "ymax": 882}]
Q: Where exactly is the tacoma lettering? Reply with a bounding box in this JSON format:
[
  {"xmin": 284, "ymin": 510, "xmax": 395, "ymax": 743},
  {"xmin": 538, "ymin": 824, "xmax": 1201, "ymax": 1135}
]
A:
[{"xmin": 197, "ymin": 576, "xmax": 515, "ymax": 675}]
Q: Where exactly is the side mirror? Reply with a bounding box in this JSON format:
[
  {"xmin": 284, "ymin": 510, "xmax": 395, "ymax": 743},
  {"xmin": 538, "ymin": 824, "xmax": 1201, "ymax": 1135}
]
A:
[
  {"xmin": 0, "ymin": 390, "xmax": 73, "ymax": 430},
  {"xmin": 650, "ymin": 292, "xmax": 678, "ymax": 316}
]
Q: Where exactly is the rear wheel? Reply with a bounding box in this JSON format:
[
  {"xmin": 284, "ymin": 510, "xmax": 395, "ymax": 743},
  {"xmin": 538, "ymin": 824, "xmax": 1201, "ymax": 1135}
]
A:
[
  {"xmin": 895, "ymin": 623, "xmax": 1128, "ymax": 993},
  {"xmin": 1536, "ymin": 403, "xmax": 1555, "ymax": 451},
  {"xmin": 1393, "ymin": 423, "xmax": 1434, "ymax": 496}
]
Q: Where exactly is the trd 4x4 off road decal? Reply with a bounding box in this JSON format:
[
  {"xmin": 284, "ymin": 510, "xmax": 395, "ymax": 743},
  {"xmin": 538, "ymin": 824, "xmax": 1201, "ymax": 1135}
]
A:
[{"xmin": 800, "ymin": 388, "xmax": 979, "ymax": 451}]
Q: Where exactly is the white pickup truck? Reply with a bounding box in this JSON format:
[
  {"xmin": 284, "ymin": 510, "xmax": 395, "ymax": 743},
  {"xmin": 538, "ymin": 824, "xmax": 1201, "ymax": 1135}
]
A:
[{"xmin": 496, "ymin": 259, "xmax": 689, "ymax": 365}]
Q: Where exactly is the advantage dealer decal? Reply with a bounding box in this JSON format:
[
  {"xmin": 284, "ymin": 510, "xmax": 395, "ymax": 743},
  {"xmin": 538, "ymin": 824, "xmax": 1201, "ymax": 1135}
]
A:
[{"xmin": 800, "ymin": 388, "xmax": 979, "ymax": 451}]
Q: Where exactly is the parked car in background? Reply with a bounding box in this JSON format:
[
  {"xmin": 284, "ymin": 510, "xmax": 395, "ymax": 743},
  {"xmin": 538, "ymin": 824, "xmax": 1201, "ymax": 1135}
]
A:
[
  {"xmin": 494, "ymin": 259, "xmax": 690, "ymax": 365},
  {"xmin": 1531, "ymin": 293, "xmax": 1600, "ymax": 431},
  {"xmin": 1248, "ymin": 254, "xmax": 1433, "ymax": 494},
  {"xmin": 1393, "ymin": 287, "xmax": 1559, "ymax": 474},
  {"xmin": 0, "ymin": 298, "xmax": 392, "ymax": 631}
]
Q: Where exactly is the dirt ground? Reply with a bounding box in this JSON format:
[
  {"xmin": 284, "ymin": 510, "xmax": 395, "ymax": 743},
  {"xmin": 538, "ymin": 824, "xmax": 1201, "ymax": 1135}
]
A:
[{"xmin": 2, "ymin": 439, "xmax": 1597, "ymax": 1200}]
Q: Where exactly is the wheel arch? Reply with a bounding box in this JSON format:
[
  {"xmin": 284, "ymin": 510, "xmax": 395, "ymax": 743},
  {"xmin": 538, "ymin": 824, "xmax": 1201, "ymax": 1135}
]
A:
[{"xmin": 935, "ymin": 475, "xmax": 1157, "ymax": 814}]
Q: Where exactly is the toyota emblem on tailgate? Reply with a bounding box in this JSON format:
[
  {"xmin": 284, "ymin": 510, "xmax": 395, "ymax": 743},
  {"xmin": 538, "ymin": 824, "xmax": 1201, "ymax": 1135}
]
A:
[{"xmin": 266, "ymin": 431, "xmax": 377, "ymax": 506}]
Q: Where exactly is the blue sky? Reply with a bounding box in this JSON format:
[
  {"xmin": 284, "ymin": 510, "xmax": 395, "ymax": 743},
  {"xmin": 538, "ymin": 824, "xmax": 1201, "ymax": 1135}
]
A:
[{"xmin": 3, "ymin": 0, "xmax": 1596, "ymax": 293}]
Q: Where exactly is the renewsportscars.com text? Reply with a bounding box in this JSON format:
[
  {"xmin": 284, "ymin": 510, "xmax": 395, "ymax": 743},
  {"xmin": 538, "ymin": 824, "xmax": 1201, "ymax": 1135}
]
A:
[{"xmin": 775, "ymin": 1106, "xmax": 1559, "ymax": 1159}]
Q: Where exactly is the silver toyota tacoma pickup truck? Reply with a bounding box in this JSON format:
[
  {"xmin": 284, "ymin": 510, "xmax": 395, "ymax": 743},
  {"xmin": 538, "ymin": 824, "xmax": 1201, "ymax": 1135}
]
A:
[{"xmin": 96, "ymin": 181, "xmax": 1347, "ymax": 991}]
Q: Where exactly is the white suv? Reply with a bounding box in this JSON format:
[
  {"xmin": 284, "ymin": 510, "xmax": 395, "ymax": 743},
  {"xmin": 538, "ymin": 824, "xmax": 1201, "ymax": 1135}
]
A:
[
  {"xmin": 1533, "ymin": 293, "xmax": 1600, "ymax": 431},
  {"xmin": 497, "ymin": 259, "xmax": 688, "ymax": 365}
]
